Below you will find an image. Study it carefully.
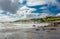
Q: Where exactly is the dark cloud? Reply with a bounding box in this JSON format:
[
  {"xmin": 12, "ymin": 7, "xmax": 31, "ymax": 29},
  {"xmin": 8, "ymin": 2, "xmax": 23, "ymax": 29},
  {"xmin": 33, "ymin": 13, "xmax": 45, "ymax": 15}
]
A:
[{"xmin": 0, "ymin": 0, "xmax": 22, "ymax": 14}]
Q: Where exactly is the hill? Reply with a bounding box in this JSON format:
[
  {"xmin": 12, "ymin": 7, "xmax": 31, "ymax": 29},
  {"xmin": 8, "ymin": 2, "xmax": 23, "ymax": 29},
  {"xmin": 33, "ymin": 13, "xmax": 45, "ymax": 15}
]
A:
[{"xmin": 14, "ymin": 16, "xmax": 60, "ymax": 23}]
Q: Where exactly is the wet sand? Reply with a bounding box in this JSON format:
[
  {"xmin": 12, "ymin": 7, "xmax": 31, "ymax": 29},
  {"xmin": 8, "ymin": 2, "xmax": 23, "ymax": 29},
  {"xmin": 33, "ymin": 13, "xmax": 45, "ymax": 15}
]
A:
[{"xmin": 0, "ymin": 27, "xmax": 60, "ymax": 39}]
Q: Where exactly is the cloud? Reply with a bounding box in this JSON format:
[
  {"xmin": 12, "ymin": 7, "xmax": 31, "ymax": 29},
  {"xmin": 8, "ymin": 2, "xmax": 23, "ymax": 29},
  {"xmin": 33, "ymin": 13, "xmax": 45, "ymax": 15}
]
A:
[
  {"xmin": 16, "ymin": 5, "xmax": 51, "ymax": 19},
  {"xmin": 24, "ymin": 13, "xmax": 53, "ymax": 19},
  {"xmin": 39, "ymin": 13, "xmax": 50, "ymax": 18},
  {"xmin": 0, "ymin": 0, "xmax": 60, "ymax": 14},
  {"xmin": 56, "ymin": 13, "xmax": 60, "ymax": 16},
  {"xmin": 16, "ymin": 5, "xmax": 54, "ymax": 19},
  {"xmin": 0, "ymin": 0, "xmax": 22, "ymax": 14},
  {"xmin": 0, "ymin": 0, "xmax": 60, "ymax": 22},
  {"xmin": 26, "ymin": 0, "xmax": 60, "ymax": 14},
  {"xmin": 0, "ymin": 11, "xmax": 25, "ymax": 22},
  {"xmin": 0, "ymin": 14, "xmax": 14, "ymax": 22},
  {"xmin": 26, "ymin": 0, "xmax": 47, "ymax": 6}
]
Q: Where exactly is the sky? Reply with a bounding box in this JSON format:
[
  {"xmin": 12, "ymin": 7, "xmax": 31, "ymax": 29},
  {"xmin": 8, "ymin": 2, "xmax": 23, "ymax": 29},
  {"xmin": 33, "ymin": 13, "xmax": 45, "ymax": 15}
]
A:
[{"xmin": 0, "ymin": 0, "xmax": 60, "ymax": 22}]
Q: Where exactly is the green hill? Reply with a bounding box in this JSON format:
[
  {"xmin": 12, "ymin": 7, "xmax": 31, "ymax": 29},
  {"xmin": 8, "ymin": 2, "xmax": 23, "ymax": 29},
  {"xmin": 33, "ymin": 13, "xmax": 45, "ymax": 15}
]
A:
[{"xmin": 14, "ymin": 16, "xmax": 60, "ymax": 23}]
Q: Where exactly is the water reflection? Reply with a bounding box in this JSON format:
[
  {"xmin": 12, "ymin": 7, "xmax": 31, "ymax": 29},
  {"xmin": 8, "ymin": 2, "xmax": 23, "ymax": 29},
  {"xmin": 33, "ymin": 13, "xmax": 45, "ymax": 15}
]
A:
[{"xmin": 0, "ymin": 27, "xmax": 60, "ymax": 39}]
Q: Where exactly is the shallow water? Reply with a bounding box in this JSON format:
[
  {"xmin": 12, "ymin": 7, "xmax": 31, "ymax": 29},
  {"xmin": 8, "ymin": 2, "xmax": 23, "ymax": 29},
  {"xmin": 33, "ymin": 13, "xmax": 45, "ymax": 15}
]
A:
[{"xmin": 0, "ymin": 27, "xmax": 60, "ymax": 39}]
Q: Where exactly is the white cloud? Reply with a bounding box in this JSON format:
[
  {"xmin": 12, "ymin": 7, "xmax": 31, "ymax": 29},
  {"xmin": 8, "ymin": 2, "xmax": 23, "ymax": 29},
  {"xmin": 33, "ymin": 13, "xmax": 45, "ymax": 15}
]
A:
[
  {"xmin": 19, "ymin": 0, "xmax": 24, "ymax": 4},
  {"xmin": 0, "ymin": 14, "xmax": 14, "ymax": 22},
  {"xmin": 0, "ymin": 0, "xmax": 59, "ymax": 22},
  {"xmin": 16, "ymin": 5, "xmax": 54, "ymax": 19},
  {"xmin": 16, "ymin": 6, "xmax": 37, "ymax": 18},
  {"xmin": 17, "ymin": 6, "xmax": 36, "ymax": 14},
  {"xmin": 24, "ymin": 13, "xmax": 53, "ymax": 18},
  {"xmin": 17, "ymin": 5, "xmax": 53, "ymax": 18},
  {"xmin": 39, "ymin": 13, "xmax": 52, "ymax": 18},
  {"xmin": 11, "ymin": 0, "xmax": 15, "ymax": 2},
  {"xmin": 26, "ymin": 0, "xmax": 60, "ymax": 10},
  {"xmin": 56, "ymin": 13, "xmax": 60, "ymax": 16},
  {"xmin": 0, "ymin": 11, "xmax": 24, "ymax": 22},
  {"xmin": 26, "ymin": 0, "xmax": 47, "ymax": 6},
  {"xmin": 25, "ymin": 13, "xmax": 39, "ymax": 18}
]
